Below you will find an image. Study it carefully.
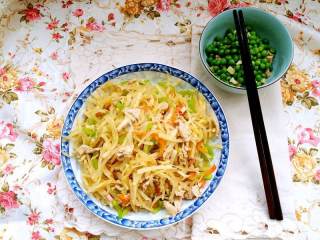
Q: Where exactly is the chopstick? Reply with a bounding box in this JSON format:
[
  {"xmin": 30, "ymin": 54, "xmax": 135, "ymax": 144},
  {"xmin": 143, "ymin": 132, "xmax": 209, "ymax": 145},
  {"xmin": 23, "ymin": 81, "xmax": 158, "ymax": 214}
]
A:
[{"xmin": 233, "ymin": 10, "xmax": 283, "ymax": 220}]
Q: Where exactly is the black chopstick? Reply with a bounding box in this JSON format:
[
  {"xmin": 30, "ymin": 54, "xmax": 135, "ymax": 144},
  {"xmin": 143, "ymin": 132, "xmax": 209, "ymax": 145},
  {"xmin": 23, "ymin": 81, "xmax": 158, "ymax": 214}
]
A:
[{"xmin": 233, "ymin": 10, "xmax": 283, "ymax": 220}]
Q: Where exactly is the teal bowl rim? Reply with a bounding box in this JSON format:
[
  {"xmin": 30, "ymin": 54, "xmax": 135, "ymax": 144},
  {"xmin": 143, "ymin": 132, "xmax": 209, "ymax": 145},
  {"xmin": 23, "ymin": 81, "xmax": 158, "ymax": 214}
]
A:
[{"xmin": 199, "ymin": 6, "xmax": 294, "ymax": 91}]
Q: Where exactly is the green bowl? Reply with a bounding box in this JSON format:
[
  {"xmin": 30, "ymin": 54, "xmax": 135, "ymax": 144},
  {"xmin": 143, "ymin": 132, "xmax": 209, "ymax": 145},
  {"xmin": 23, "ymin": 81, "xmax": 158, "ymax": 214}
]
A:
[{"xmin": 199, "ymin": 7, "xmax": 293, "ymax": 94}]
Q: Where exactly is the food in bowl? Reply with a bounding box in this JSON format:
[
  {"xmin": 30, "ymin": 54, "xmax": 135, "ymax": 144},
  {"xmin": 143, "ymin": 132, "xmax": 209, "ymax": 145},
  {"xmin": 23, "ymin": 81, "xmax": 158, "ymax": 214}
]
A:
[
  {"xmin": 68, "ymin": 79, "xmax": 219, "ymax": 217},
  {"xmin": 205, "ymin": 26, "xmax": 276, "ymax": 87}
]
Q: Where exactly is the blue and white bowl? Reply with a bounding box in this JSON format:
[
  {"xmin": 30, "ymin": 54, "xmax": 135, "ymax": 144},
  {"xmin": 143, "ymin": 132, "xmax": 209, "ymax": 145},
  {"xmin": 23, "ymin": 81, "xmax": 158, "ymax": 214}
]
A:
[{"xmin": 61, "ymin": 63, "xmax": 230, "ymax": 229}]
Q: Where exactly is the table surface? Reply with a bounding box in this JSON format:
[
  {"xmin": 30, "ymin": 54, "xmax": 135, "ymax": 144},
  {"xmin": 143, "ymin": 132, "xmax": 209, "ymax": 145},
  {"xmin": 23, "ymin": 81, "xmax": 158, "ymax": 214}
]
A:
[{"xmin": 0, "ymin": 0, "xmax": 319, "ymax": 239}]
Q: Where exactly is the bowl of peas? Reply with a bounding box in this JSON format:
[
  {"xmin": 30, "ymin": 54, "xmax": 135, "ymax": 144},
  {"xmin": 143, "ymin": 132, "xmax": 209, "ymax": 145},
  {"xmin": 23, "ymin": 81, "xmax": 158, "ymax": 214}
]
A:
[{"xmin": 199, "ymin": 7, "xmax": 293, "ymax": 94}]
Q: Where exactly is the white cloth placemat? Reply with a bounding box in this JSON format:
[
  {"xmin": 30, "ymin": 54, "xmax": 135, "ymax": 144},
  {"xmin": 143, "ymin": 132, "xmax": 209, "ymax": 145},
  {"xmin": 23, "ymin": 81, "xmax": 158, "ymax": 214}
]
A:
[{"xmin": 190, "ymin": 24, "xmax": 298, "ymax": 240}]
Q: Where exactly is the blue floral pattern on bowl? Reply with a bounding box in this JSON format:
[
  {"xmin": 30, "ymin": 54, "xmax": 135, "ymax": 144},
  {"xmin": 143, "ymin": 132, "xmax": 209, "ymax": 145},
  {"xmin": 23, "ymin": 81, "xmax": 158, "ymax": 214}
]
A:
[{"xmin": 61, "ymin": 63, "xmax": 230, "ymax": 229}]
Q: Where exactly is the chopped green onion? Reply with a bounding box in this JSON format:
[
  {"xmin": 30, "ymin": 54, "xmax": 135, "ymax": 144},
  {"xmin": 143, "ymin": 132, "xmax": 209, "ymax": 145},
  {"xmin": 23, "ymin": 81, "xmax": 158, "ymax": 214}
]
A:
[
  {"xmin": 112, "ymin": 200, "xmax": 128, "ymax": 218},
  {"xmin": 158, "ymin": 81, "xmax": 168, "ymax": 88},
  {"xmin": 178, "ymin": 89, "xmax": 196, "ymax": 96},
  {"xmin": 86, "ymin": 118, "xmax": 96, "ymax": 125},
  {"xmin": 152, "ymin": 201, "xmax": 164, "ymax": 213},
  {"xmin": 145, "ymin": 122, "xmax": 153, "ymax": 131},
  {"xmin": 143, "ymin": 143, "xmax": 153, "ymax": 153},
  {"xmin": 92, "ymin": 157, "xmax": 98, "ymax": 170},
  {"xmin": 115, "ymin": 101, "xmax": 125, "ymax": 110},
  {"xmin": 204, "ymin": 174, "xmax": 212, "ymax": 180},
  {"xmin": 83, "ymin": 127, "xmax": 96, "ymax": 137},
  {"xmin": 187, "ymin": 95, "xmax": 196, "ymax": 113},
  {"xmin": 205, "ymin": 143, "xmax": 214, "ymax": 159},
  {"xmin": 118, "ymin": 135, "xmax": 126, "ymax": 144}
]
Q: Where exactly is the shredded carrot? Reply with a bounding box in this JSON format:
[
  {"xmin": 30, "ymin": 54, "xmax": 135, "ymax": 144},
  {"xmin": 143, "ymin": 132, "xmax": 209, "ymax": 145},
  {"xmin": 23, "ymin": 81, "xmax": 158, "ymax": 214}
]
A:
[
  {"xmin": 155, "ymin": 183, "xmax": 161, "ymax": 196},
  {"xmin": 175, "ymin": 103, "xmax": 185, "ymax": 115},
  {"xmin": 140, "ymin": 101, "xmax": 151, "ymax": 112},
  {"xmin": 151, "ymin": 133, "xmax": 166, "ymax": 154},
  {"xmin": 118, "ymin": 194, "xmax": 130, "ymax": 205},
  {"xmin": 171, "ymin": 113, "xmax": 177, "ymax": 125},
  {"xmin": 196, "ymin": 141, "xmax": 207, "ymax": 154},
  {"xmin": 204, "ymin": 165, "xmax": 216, "ymax": 177},
  {"xmin": 199, "ymin": 179, "xmax": 206, "ymax": 188},
  {"xmin": 199, "ymin": 165, "xmax": 216, "ymax": 185},
  {"xmin": 103, "ymin": 99, "xmax": 112, "ymax": 110},
  {"xmin": 95, "ymin": 112, "xmax": 105, "ymax": 118},
  {"xmin": 188, "ymin": 158, "xmax": 196, "ymax": 165},
  {"xmin": 188, "ymin": 171, "xmax": 197, "ymax": 180},
  {"xmin": 170, "ymin": 103, "xmax": 185, "ymax": 125},
  {"xmin": 134, "ymin": 131, "xmax": 146, "ymax": 138}
]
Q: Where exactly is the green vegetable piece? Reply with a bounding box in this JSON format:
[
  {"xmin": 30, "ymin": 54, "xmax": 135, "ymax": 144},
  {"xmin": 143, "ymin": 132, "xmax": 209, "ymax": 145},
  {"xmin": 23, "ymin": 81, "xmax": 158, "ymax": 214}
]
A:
[
  {"xmin": 152, "ymin": 201, "xmax": 164, "ymax": 213},
  {"xmin": 158, "ymin": 81, "xmax": 168, "ymax": 88},
  {"xmin": 187, "ymin": 95, "xmax": 196, "ymax": 113},
  {"xmin": 83, "ymin": 127, "xmax": 96, "ymax": 137},
  {"xmin": 116, "ymin": 101, "xmax": 125, "ymax": 110},
  {"xmin": 205, "ymin": 44, "xmax": 215, "ymax": 55},
  {"xmin": 87, "ymin": 118, "xmax": 97, "ymax": 125},
  {"xmin": 112, "ymin": 200, "xmax": 127, "ymax": 219},
  {"xmin": 146, "ymin": 122, "xmax": 153, "ymax": 131},
  {"xmin": 205, "ymin": 143, "xmax": 214, "ymax": 158},
  {"xmin": 143, "ymin": 143, "xmax": 153, "ymax": 153},
  {"xmin": 119, "ymin": 135, "xmax": 126, "ymax": 144},
  {"xmin": 92, "ymin": 157, "xmax": 98, "ymax": 170},
  {"xmin": 204, "ymin": 174, "xmax": 212, "ymax": 180}
]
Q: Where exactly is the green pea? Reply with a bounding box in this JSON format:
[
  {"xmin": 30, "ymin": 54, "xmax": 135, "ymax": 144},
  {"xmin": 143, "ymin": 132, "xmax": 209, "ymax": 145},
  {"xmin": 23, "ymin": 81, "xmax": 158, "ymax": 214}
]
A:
[
  {"xmin": 226, "ymin": 28, "xmax": 233, "ymax": 34},
  {"xmin": 232, "ymin": 42, "xmax": 238, "ymax": 48},
  {"xmin": 228, "ymin": 59, "xmax": 235, "ymax": 65},
  {"xmin": 212, "ymin": 47, "xmax": 218, "ymax": 54},
  {"xmin": 256, "ymin": 74, "xmax": 262, "ymax": 82},
  {"xmin": 238, "ymin": 77, "xmax": 244, "ymax": 84},
  {"xmin": 222, "ymin": 66, "xmax": 227, "ymax": 73},
  {"xmin": 220, "ymin": 58, "xmax": 227, "ymax": 65},
  {"xmin": 207, "ymin": 57, "xmax": 215, "ymax": 66},
  {"xmin": 214, "ymin": 36, "xmax": 222, "ymax": 41},
  {"xmin": 219, "ymin": 49, "xmax": 225, "ymax": 56},
  {"xmin": 232, "ymin": 48, "xmax": 238, "ymax": 54},
  {"xmin": 205, "ymin": 45, "xmax": 214, "ymax": 55},
  {"xmin": 220, "ymin": 73, "xmax": 227, "ymax": 80},
  {"xmin": 225, "ymin": 49, "xmax": 231, "ymax": 55},
  {"xmin": 260, "ymin": 63, "xmax": 266, "ymax": 70}
]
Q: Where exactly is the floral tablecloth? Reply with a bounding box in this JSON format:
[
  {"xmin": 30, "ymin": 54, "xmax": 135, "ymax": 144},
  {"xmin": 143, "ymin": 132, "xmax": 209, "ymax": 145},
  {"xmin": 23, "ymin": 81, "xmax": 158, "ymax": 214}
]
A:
[{"xmin": 0, "ymin": 0, "xmax": 319, "ymax": 239}]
